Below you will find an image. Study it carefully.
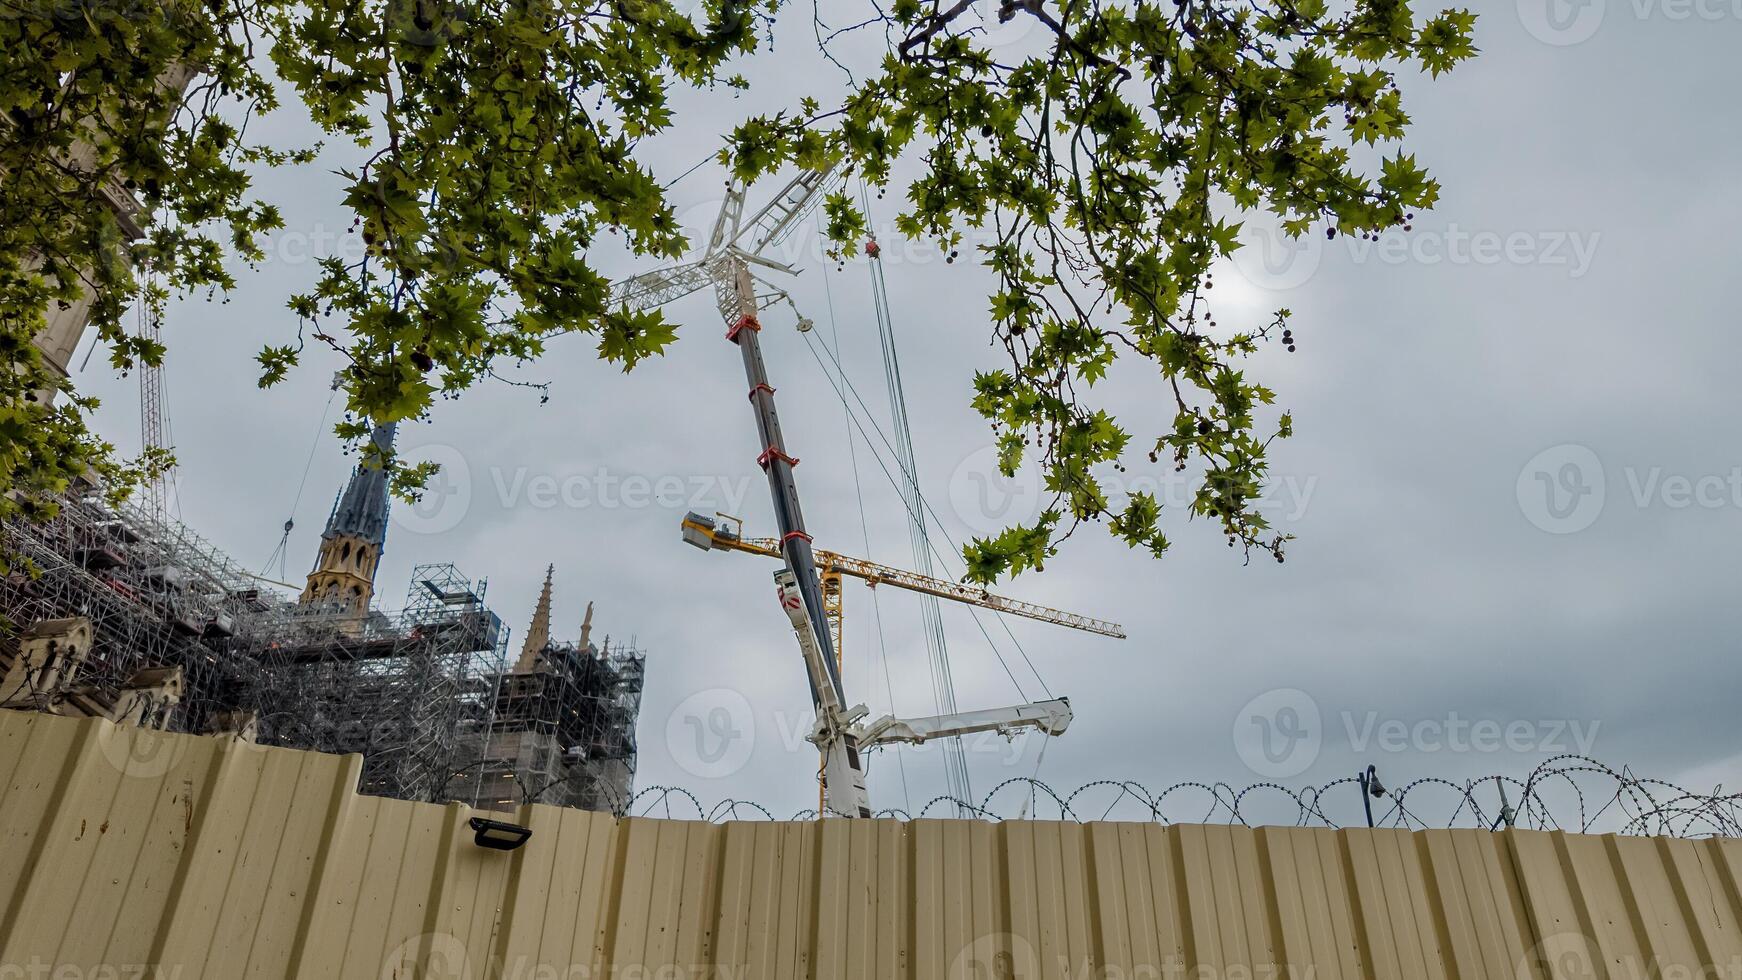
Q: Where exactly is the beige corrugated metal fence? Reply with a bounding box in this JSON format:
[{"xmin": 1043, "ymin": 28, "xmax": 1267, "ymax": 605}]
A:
[{"xmin": 3, "ymin": 710, "xmax": 1740, "ymax": 979}]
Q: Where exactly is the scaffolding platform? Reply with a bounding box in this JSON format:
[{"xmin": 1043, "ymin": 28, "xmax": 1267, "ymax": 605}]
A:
[{"xmin": 0, "ymin": 483, "xmax": 642, "ymax": 813}]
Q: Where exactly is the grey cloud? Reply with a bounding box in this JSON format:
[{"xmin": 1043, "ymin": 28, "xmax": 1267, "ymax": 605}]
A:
[{"xmin": 71, "ymin": 0, "xmax": 1741, "ymax": 818}]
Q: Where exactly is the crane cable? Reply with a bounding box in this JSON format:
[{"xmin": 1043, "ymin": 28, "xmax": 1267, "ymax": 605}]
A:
[
  {"xmin": 821, "ymin": 262, "xmax": 911, "ymax": 814},
  {"xmin": 798, "ymin": 313, "xmax": 1053, "ymax": 701},
  {"xmin": 798, "ymin": 330, "xmax": 1040, "ymax": 701},
  {"xmin": 858, "ymin": 183, "xmax": 972, "ymax": 811},
  {"xmin": 662, "ymin": 152, "xmax": 714, "ymax": 190},
  {"xmin": 263, "ymin": 383, "xmax": 341, "ymax": 580}
]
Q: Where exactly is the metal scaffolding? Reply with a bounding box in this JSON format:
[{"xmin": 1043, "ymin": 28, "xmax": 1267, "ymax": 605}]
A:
[
  {"xmin": 449, "ymin": 637, "xmax": 644, "ymax": 813},
  {"xmin": 0, "ymin": 479, "xmax": 640, "ymax": 812},
  {"xmin": 245, "ymin": 565, "xmax": 509, "ymax": 803},
  {"xmin": 0, "ymin": 480, "xmax": 259, "ymax": 725}
]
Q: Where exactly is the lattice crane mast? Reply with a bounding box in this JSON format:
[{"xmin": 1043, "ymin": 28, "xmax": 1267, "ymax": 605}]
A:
[
  {"xmin": 615, "ymin": 166, "xmax": 1094, "ymax": 817},
  {"xmin": 609, "ymin": 166, "xmax": 839, "ymax": 326},
  {"xmin": 136, "ymin": 295, "xmax": 170, "ymax": 523}
]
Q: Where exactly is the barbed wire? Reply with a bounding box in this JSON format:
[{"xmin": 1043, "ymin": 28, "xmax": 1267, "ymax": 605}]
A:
[{"xmin": 617, "ymin": 756, "xmax": 1741, "ymax": 838}]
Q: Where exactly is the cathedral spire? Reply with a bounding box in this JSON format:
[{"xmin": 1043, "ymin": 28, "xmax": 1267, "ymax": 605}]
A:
[
  {"xmin": 515, "ymin": 565, "xmax": 555, "ymax": 673},
  {"xmin": 299, "ymin": 421, "xmax": 397, "ymax": 617},
  {"xmin": 578, "ymin": 601, "xmax": 595, "ymax": 651},
  {"xmin": 323, "ymin": 421, "xmax": 397, "ymax": 547}
]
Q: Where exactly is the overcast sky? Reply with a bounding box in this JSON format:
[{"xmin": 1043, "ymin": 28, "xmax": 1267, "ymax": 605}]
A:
[{"xmin": 70, "ymin": 0, "xmax": 1742, "ymax": 824}]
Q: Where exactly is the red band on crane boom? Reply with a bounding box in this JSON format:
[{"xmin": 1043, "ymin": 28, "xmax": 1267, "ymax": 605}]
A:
[
  {"xmin": 756, "ymin": 446, "xmax": 800, "ymax": 468},
  {"xmin": 781, "ymin": 530, "xmax": 813, "ymax": 545},
  {"xmin": 748, "ymin": 383, "xmax": 775, "ymax": 400},
  {"xmin": 726, "ymin": 314, "xmax": 761, "ymax": 341}
]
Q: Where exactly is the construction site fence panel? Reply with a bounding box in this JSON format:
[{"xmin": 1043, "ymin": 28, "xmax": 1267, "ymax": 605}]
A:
[{"xmin": 6, "ymin": 711, "xmax": 1742, "ymax": 980}]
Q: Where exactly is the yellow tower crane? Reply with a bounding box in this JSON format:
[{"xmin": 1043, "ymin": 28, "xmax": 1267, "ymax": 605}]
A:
[
  {"xmin": 682, "ymin": 511, "xmax": 1125, "ymax": 810},
  {"xmin": 681, "ymin": 512, "xmax": 1126, "ymax": 664}
]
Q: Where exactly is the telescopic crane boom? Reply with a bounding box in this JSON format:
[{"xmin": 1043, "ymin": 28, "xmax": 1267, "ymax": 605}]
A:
[{"xmin": 616, "ymin": 165, "xmax": 1117, "ymax": 816}]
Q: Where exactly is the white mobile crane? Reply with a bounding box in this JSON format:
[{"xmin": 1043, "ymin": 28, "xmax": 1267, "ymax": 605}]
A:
[
  {"xmin": 684, "ymin": 510, "xmax": 1121, "ymax": 808},
  {"xmin": 613, "ymin": 166, "xmax": 1116, "ymax": 816}
]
